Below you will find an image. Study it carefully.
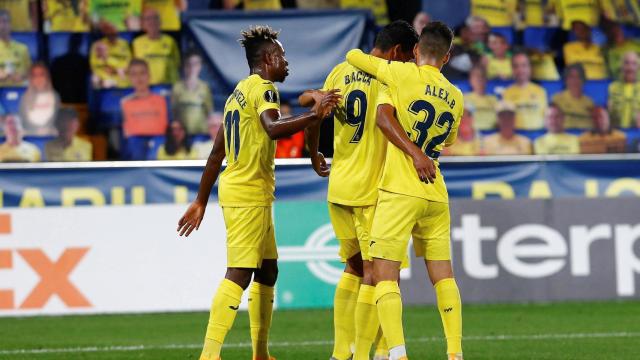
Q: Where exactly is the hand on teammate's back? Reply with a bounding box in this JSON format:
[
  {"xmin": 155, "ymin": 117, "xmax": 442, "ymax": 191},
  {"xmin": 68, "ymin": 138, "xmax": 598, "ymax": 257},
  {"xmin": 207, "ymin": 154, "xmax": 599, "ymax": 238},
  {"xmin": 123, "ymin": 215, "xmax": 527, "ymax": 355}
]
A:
[
  {"xmin": 412, "ymin": 152, "xmax": 437, "ymax": 184},
  {"xmin": 177, "ymin": 201, "xmax": 206, "ymax": 237},
  {"xmin": 311, "ymin": 151, "xmax": 330, "ymax": 177},
  {"xmin": 311, "ymin": 89, "xmax": 341, "ymax": 119}
]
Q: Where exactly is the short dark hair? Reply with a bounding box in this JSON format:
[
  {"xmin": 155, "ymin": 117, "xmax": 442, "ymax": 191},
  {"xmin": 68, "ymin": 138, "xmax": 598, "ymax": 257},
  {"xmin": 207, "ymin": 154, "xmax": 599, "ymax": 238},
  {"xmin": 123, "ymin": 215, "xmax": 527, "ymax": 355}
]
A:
[
  {"xmin": 374, "ymin": 20, "xmax": 419, "ymax": 53},
  {"xmin": 489, "ymin": 32, "xmax": 507, "ymax": 42},
  {"xmin": 128, "ymin": 58, "xmax": 149, "ymax": 70},
  {"xmin": 55, "ymin": 107, "xmax": 79, "ymax": 130},
  {"xmin": 239, "ymin": 25, "xmax": 280, "ymax": 69},
  {"xmin": 418, "ymin": 21, "xmax": 454, "ymax": 59},
  {"xmin": 563, "ymin": 63, "xmax": 586, "ymax": 82}
]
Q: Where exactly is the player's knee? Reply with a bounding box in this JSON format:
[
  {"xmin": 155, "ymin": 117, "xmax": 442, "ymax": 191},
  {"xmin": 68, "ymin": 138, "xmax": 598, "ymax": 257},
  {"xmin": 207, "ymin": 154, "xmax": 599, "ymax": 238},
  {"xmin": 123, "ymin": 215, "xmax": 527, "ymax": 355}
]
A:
[
  {"xmin": 254, "ymin": 261, "xmax": 278, "ymax": 287},
  {"xmin": 225, "ymin": 268, "xmax": 254, "ymax": 290},
  {"xmin": 345, "ymin": 253, "xmax": 364, "ymax": 277},
  {"xmin": 361, "ymin": 260, "xmax": 374, "ymax": 285}
]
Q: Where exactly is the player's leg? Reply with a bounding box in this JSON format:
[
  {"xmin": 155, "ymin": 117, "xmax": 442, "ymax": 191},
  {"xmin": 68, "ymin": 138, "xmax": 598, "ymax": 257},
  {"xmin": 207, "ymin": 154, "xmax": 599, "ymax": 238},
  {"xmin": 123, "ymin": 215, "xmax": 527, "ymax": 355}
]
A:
[
  {"xmin": 248, "ymin": 207, "xmax": 279, "ymax": 360},
  {"xmin": 353, "ymin": 206, "xmax": 382, "ymax": 360},
  {"xmin": 369, "ymin": 191, "xmax": 418, "ymax": 360},
  {"xmin": 200, "ymin": 206, "xmax": 268, "ymax": 360},
  {"xmin": 201, "ymin": 267, "xmax": 253, "ymax": 360},
  {"xmin": 414, "ymin": 202, "xmax": 463, "ymax": 360},
  {"xmin": 250, "ymin": 259, "xmax": 278, "ymax": 360},
  {"xmin": 328, "ymin": 203, "xmax": 363, "ymax": 360}
]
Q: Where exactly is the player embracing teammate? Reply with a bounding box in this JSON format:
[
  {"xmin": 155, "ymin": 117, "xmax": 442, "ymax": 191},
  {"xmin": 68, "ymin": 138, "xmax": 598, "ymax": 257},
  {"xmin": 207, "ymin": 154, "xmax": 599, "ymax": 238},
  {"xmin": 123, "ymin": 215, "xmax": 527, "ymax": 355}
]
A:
[
  {"xmin": 178, "ymin": 20, "xmax": 464, "ymax": 360},
  {"xmin": 304, "ymin": 21, "xmax": 465, "ymax": 360}
]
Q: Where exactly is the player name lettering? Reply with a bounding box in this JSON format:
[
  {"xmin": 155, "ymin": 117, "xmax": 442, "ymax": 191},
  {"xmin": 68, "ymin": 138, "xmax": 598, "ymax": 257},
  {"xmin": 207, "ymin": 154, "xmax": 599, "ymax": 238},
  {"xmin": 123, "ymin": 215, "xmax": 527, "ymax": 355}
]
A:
[
  {"xmin": 230, "ymin": 89, "xmax": 247, "ymax": 109},
  {"xmin": 344, "ymin": 71, "xmax": 372, "ymax": 86},
  {"xmin": 425, "ymin": 84, "xmax": 456, "ymax": 109}
]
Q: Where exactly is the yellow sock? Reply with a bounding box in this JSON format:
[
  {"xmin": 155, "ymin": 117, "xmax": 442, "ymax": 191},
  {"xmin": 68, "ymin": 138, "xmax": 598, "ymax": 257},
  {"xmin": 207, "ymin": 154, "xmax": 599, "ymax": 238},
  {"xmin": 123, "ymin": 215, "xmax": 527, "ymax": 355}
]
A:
[
  {"xmin": 373, "ymin": 328, "xmax": 388, "ymax": 358},
  {"xmin": 375, "ymin": 281, "xmax": 404, "ymax": 349},
  {"xmin": 353, "ymin": 285, "xmax": 378, "ymax": 360},
  {"xmin": 248, "ymin": 282, "xmax": 275, "ymax": 360},
  {"xmin": 201, "ymin": 279, "xmax": 244, "ymax": 360},
  {"xmin": 332, "ymin": 272, "xmax": 361, "ymax": 360},
  {"xmin": 435, "ymin": 278, "xmax": 463, "ymax": 355}
]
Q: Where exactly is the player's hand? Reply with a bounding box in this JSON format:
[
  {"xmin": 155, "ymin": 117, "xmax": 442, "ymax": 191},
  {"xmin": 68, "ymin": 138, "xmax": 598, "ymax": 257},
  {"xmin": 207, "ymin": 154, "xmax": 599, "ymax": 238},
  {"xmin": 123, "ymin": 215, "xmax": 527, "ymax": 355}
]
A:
[
  {"xmin": 312, "ymin": 89, "xmax": 341, "ymax": 119},
  {"xmin": 311, "ymin": 151, "xmax": 330, "ymax": 177},
  {"xmin": 412, "ymin": 152, "xmax": 437, "ymax": 184},
  {"xmin": 177, "ymin": 201, "xmax": 206, "ymax": 237}
]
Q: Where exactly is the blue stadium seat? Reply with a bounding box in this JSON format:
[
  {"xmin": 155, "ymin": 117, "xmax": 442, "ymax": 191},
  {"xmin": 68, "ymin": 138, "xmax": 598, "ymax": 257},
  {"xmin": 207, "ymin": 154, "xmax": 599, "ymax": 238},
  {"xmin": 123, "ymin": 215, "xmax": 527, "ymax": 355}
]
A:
[
  {"xmin": 12, "ymin": 32, "xmax": 40, "ymax": 60},
  {"xmin": 523, "ymin": 27, "xmax": 559, "ymax": 52},
  {"xmin": 516, "ymin": 129, "xmax": 546, "ymax": 140},
  {"xmin": 625, "ymin": 129, "xmax": 640, "ymax": 152},
  {"xmin": 491, "ymin": 27, "xmax": 515, "ymax": 45},
  {"xmin": 92, "ymin": 88, "xmax": 134, "ymax": 128},
  {"xmin": 147, "ymin": 136, "xmax": 166, "ymax": 160},
  {"xmin": 539, "ymin": 80, "xmax": 564, "ymax": 101},
  {"xmin": 584, "ymin": 79, "xmax": 611, "ymax": 107},
  {"xmin": 47, "ymin": 32, "xmax": 90, "ymax": 62},
  {"xmin": 567, "ymin": 27, "xmax": 607, "ymax": 46},
  {"xmin": 121, "ymin": 136, "xmax": 159, "ymax": 160},
  {"xmin": 452, "ymin": 80, "xmax": 471, "ymax": 94},
  {"xmin": 622, "ymin": 25, "xmax": 640, "ymax": 39},
  {"xmin": 0, "ymin": 87, "xmax": 26, "ymax": 114},
  {"xmin": 91, "ymin": 85, "xmax": 172, "ymax": 129},
  {"xmin": 487, "ymin": 79, "xmax": 513, "ymax": 96}
]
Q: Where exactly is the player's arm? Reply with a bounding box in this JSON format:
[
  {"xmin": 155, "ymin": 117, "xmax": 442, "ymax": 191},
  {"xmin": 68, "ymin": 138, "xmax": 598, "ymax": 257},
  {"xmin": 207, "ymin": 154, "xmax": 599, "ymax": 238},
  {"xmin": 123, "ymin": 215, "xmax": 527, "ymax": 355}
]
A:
[
  {"xmin": 177, "ymin": 128, "xmax": 226, "ymax": 237},
  {"xmin": 376, "ymin": 104, "xmax": 436, "ymax": 183},
  {"xmin": 260, "ymin": 90, "xmax": 340, "ymax": 139},
  {"xmin": 299, "ymin": 89, "xmax": 336, "ymax": 176},
  {"xmin": 346, "ymin": 49, "xmax": 393, "ymax": 84}
]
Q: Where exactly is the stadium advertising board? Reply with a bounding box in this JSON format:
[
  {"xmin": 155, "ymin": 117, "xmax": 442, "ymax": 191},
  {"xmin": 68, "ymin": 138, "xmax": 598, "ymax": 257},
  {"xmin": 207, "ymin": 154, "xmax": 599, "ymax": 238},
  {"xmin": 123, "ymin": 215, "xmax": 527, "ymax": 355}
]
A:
[{"xmin": 1, "ymin": 159, "xmax": 640, "ymax": 315}]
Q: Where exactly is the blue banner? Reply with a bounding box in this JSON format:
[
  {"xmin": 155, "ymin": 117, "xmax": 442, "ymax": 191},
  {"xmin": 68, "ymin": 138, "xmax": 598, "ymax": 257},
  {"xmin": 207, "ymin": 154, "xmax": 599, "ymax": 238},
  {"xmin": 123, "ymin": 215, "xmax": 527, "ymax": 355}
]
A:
[
  {"xmin": 0, "ymin": 157, "xmax": 640, "ymax": 208},
  {"xmin": 184, "ymin": 10, "xmax": 375, "ymax": 99}
]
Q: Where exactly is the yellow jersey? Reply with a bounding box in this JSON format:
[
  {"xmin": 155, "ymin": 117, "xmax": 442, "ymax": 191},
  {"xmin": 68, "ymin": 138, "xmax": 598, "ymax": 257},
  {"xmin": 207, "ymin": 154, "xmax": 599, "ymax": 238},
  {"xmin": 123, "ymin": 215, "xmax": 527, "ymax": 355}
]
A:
[
  {"xmin": 579, "ymin": 129, "xmax": 626, "ymax": 153},
  {"xmin": 0, "ymin": 40, "xmax": 30, "ymax": 87},
  {"xmin": 534, "ymin": 132, "xmax": 581, "ymax": 154},
  {"xmin": 346, "ymin": 49, "xmax": 464, "ymax": 204},
  {"xmin": 463, "ymin": 92, "xmax": 498, "ymax": 130},
  {"xmin": 132, "ymin": 34, "xmax": 180, "ymax": 85},
  {"xmin": 143, "ymin": 0, "xmax": 180, "ymax": 31},
  {"xmin": 230, "ymin": 0, "xmax": 281, "ymax": 10},
  {"xmin": 486, "ymin": 55, "xmax": 513, "ymax": 80},
  {"xmin": 530, "ymin": 52, "xmax": 560, "ymax": 81},
  {"xmin": 218, "ymin": 74, "xmax": 279, "ymax": 207},
  {"xmin": 445, "ymin": 137, "xmax": 482, "ymax": 156},
  {"xmin": 321, "ymin": 61, "xmax": 388, "ymax": 206},
  {"xmin": 563, "ymin": 42, "xmax": 607, "ymax": 80},
  {"xmin": 483, "ymin": 133, "xmax": 533, "ymax": 155},
  {"xmin": 156, "ymin": 146, "xmax": 197, "ymax": 160},
  {"xmin": 551, "ymin": 0, "xmax": 602, "ymax": 29},
  {"xmin": 45, "ymin": 0, "xmax": 90, "ymax": 32},
  {"xmin": 44, "ymin": 137, "xmax": 93, "ymax": 161},
  {"xmin": 551, "ymin": 90, "xmax": 594, "ymax": 129},
  {"xmin": 470, "ymin": 0, "xmax": 517, "ymax": 26},
  {"xmin": 0, "ymin": 141, "xmax": 41, "ymax": 162},
  {"xmin": 502, "ymin": 82, "xmax": 548, "ymax": 130},
  {"xmin": 0, "ymin": 0, "xmax": 32, "ymax": 30},
  {"xmin": 90, "ymin": 37, "xmax": 132, "ymax": 88},
  {"xmin": 522, "ymin": 0, "xmax": 546, "ymax": 26},
  {"xmin": 608, "ymin": 81, "xmax": 640, "ymax": 128}
]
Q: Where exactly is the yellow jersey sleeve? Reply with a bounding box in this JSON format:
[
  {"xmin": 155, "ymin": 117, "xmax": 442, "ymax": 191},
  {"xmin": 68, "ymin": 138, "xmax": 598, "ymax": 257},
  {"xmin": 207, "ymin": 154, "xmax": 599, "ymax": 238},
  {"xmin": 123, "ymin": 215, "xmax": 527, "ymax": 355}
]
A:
[
  {"xmin": 346, "ymin": 49, "xmax": 399, "ymax": 86},
  {"xmin": 376, "ymin": 84, "xmax": 392, "ymax": 106},
  {"xmin": 252, "ymin": 81, "xmax": 281, "ymax": 116}
]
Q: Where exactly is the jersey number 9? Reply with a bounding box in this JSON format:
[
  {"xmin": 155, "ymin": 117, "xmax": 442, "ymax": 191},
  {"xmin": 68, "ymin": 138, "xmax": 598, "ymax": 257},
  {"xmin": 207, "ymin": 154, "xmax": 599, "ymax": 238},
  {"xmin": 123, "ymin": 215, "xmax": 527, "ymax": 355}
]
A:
[
  {"xmin": 345, "ymin": 90, "xmax": 367, "ymax": 144},
  {"xmin": 409, "ymin": 100, "xmax": 454, "ymax": 159}
]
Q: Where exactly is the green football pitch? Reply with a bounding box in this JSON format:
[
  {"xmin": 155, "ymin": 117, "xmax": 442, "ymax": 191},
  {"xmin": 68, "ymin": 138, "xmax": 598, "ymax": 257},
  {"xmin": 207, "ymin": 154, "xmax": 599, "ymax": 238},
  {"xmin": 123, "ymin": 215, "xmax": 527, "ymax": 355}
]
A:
[{"xmin": 1, "ymin": 301, "xmax": 639, "ymax": 360}]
